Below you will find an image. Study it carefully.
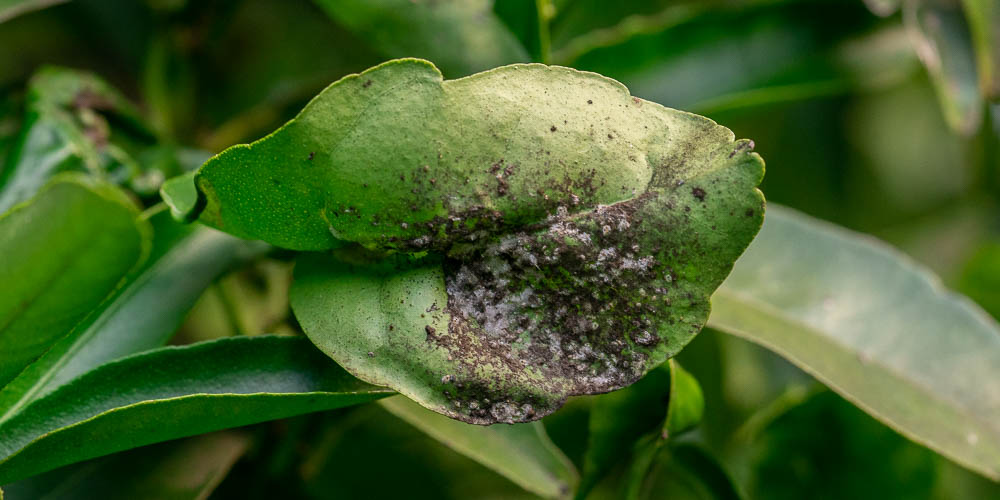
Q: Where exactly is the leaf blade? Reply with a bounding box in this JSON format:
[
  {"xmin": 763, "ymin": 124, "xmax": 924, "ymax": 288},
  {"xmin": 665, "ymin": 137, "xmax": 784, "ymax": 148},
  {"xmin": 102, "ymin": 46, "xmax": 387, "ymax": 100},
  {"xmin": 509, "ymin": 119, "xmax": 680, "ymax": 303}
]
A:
[
  {"xmin": 0, "ymin": 174, "xmax": 149, "ymax": 388},
  {"xmin": 0, "ymin": 209, "xmax": 266, "ymax": 423},
  {"xmin": 0, "ymin": 335, "xmax": 392, "ymax": 484},
  {"xmin": 709, "ymin": 204, "xmax": 1000, "ymax": 480}
]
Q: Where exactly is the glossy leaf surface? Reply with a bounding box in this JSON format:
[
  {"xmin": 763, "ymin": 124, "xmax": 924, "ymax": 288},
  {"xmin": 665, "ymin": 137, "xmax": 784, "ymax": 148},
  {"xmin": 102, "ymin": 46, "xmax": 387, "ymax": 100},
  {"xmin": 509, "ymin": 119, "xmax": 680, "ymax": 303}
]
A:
[
  {"xmin": 0, "ymin": 209, "xmax": 266, "ymax": 423},
  {"xmin": 0, "ymin": 175, "xmax": 149, "ymax": 388},
  {"xmin": 0, "ymin": 335, "xmax": 392, "ymax": 484}
]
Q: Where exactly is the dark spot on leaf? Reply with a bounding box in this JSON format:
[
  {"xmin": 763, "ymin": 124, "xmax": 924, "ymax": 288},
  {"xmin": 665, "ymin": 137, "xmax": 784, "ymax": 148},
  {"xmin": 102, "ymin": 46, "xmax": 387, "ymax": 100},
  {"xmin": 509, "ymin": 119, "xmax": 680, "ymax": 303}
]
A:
[
  {"xmin": 550, "ymin": 126, "xmax": 557, "ymax": 132},
  {"xmin": 308, "ymin": 152, "xmax": 315, "ymax": 161},
  {"xmin": 691, "ymin": 187, "xmax": 706, "ymax": 201},
  {"xmin": 362, "ymin": 79, "xmax": 372, "ymax": 88}
]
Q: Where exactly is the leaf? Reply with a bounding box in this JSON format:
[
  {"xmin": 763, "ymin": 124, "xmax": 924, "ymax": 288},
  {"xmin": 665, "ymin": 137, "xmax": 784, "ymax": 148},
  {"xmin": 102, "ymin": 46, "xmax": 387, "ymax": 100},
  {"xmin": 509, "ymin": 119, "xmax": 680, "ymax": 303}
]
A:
[
  {"xmin": 0, "ymin": 209, "xmax": 267, "ymax": 423},
  {"xmin": 904, "ymin": 0, "xmax": 984, "ymax": 135},
  {"xmin": 578, "ymin": 360, "xmax": 703, "ymax": 498},
  {"xmin": 962, "ymin": 0, "xmax": 1000, "ymax": 99},
  {"xmin": 160, "ymin": 170, "xmax": 200, "ymax": 222},
  {"xmin": 224, "ymin": 58, "xmax": 760, "ymax": 424},
  {"xmin": 559, "ymin": 2, "xmax": 885, "ymax": 111},
  {"xmin": 0, "ymin": 174, "xmax": 150, "ymax": 388},
  {"xmin": 634, "ymin": 444, "xmax": 742, "ymax": 500},
  {"xmin": 379, "ymin": 395, "xmax": 577, "ymax": 499},
  {"xmin": 0, "ymin": 335, "xmax": 392, "ymax": 484},
  {"xmin": 746, "ymin": 390, "xmax": 938, "ymax": 500},
  {"xmin": 708, "ymin": 204, "xmax": 1000, "ymax": 480},
  {"xmin": 0, "ymin": 0, "xmax": 67, "ymax": 24},
  {"xmin": 1, "ymin": 431, "xmax": 251, "ymax": 500},
  {"xmin": 313, "ymin": 0, "xmax": 529, "ymax": 77},
  {"xmin": 0, "ymin": 67, "xmax": 152, "ymax": 213}
]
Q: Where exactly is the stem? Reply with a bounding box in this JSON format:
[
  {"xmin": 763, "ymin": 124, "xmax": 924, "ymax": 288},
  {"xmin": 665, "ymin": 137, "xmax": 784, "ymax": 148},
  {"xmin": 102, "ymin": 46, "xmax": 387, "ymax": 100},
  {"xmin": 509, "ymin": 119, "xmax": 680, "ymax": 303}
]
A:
[{"xmin": 536, "ymin": 0, "xmax": 552, "ymax": 64}]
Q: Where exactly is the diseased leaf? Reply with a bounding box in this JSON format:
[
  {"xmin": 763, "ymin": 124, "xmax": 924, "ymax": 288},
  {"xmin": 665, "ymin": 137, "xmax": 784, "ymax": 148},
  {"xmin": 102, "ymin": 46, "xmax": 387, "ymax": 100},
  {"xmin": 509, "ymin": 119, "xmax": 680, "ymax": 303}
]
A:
[
  {"xmin": 313, "ymin": 0, "xmax": 529, "ymax": 78},
  {"xmin": 380, "ymin": 395, "xmax": 577, "ymax": 499},
  {"xmin": 578, "ymin": 360, "xmax": 703, "ymax": 498},
  {"xmin": 0, "ymin": 209, "xmax": 266, "ymax": 423},
  {"xmin": 904, "ymin": 0, "xmax": 984, "ymax": 135},
  {"xmin": 0, "ymin": 335, "xmax": 392, "ymax": 484},
  {"xmin": 1, "ymin": 431, "xmax": 250, "ymax": 500},
  {"xmin": 709, "ymin": 205, "xmax": 1000, "ymax": 480},
  {"xmin": 0, "ymin": 174, "xmax": 149, "ymax": 389},
  {"xmin": 202, "ymin": 58, "xmax": 764, "ymax": 424},
  {"xmin": 0, "ymin": 67, "xmax": 152, "ymax": 213}
]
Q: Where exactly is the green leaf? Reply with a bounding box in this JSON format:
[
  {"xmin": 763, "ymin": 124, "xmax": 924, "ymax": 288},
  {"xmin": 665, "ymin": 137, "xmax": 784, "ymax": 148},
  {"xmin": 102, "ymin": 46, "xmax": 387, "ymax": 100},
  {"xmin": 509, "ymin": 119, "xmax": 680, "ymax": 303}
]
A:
[
  {"xmin": 905, "ymin": 0, "xmax": 984, "ymax": 135},
  {"xmin": 746, "ymin": 391, "xmax": 938, "ymax": 500},
  {"xmin": 559, "ymin": 2, "xmax": 886, "ymax": 112},
  {"xmin": 0, "ymin": 335, "xmax": 392, "ymax": 484},
  {"xmin": 634, "ymin": 444, "xmax": 742, "ymax": 500},
  {"xmin": 0, "ymin": 67, "xmax": 152, "ymax": 213},
  {"xmin": 962, "ymin": 0, "xmax": 1000, "ymax": 100},
  {"xmin": 379, "ymin": 395, "xmax": 577, "ymax": 499},
  {"xmin": 579, "ymin": 360, "xmax": 703, "ymax": 498},
  {"xmin": 240, "ymin": 58, "xmax": 760, "ymax": 424},
  {"xmin": 1, "ymin": 431, "xmax": 250, "ymax": 500},
  {"xmin": 709, "ymin": 204, "xmax": 1000, "ymax": 481},
  {"xmin": 0, "ymin": 174, "xmax": 150, "ymax": 389},
  {"xmin": 0, "ymin": 209, "xmax": 266, "ymax": 423},
  {"xmin": 0, "ymin": 0, "xmax": 67, "ymax": 24},
  {"xmin": 160, "ymin": 170, "xmax": 200, "ymax": 222},
  {"xmin": 313, "ymin": 0, "xmax": 529, "ymax": 77}
]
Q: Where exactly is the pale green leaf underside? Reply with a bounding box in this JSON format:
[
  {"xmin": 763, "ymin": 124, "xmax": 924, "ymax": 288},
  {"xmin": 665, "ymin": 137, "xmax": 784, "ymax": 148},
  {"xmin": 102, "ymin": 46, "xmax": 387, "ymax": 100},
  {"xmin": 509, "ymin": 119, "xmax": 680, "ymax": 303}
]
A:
[
  {"xmin": 709, "ymin": 204, "xmax": 1000, "ymax": 480},
  {"xmin": 193, "ymin": 58, "xmax": 762, "ymax": 424}
]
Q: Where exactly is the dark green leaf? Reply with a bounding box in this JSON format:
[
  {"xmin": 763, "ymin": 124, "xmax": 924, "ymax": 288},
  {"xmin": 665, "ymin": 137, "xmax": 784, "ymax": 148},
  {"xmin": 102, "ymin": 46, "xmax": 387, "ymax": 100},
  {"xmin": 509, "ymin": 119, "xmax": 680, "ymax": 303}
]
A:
[
  {"xmin": 746, "ymin": 391, "xmax": 937, "ymax": 500},
  {"xmin": 1, "ymin": 431, "xmax": 250, "ymax": 500},
  {"xmin": 0, "ymin": 335, "xmax": 392, "ymax": 484},
  {"xmin": 635, "ymin": 444, "xmax": 741, "ymax": 500},
  {"xmin": 0, "ymin": 209, "xmax": 266, "ymax": 422},
  {"xmin": 709, "ymin": 205, "xmax": 1000, "ymax": 480},
  {"xmin": 160, "ymin": 170, "xmax": 199, "ymax": 221},
  {"xmin": 579, "ymin": 360, "xmax": 703, "ymax": 498},
  {"xmin": 960, "ymin": 240, "xmax": 1000, "ymax": 319},
  {"xmin": 380, "ymin": 396, "xmax": 577, "ymax": 498},
  {"xmin": 562, "ymin": 2, "xmax": 884, "ymax": 112},
  {"xmin": 313, "ymin": 0, "xmax": 529, "ymax": 77},
  {"xmin": 0, "ymin": 174, "xmax": 149, "ymax": 388}
]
